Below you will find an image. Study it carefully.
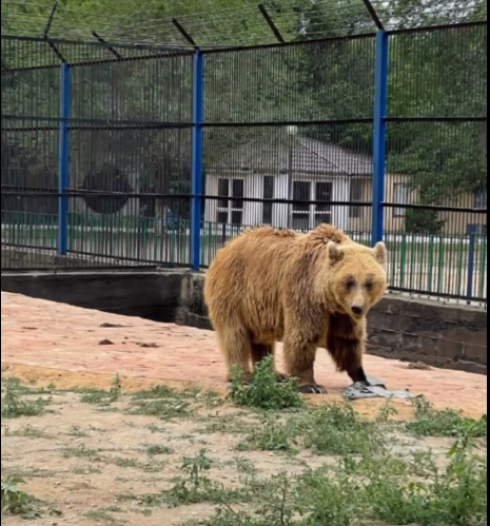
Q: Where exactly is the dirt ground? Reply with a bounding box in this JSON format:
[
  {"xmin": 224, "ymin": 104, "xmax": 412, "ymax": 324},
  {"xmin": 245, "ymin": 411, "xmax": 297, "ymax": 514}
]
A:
[
  {"xmin": 1, "ymin": 292, "xmax": 487, "ymax": 525},
  {"xmin": 1, "ymin": 372, "xmax": 465, "ymax": 526}
]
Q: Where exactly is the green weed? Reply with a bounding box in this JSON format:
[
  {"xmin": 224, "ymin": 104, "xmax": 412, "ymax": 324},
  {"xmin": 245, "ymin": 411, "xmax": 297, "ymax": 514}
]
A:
[
  {"xmin": 229, "ymin": 356, "xmax": 304, "ymax": 411},
  {"xmin": 145, "ymin": 445, "xmax": 175, "ymax": 456},
  {"xmin": 407, "ymin": 397, "xmax": 488, "ymax": 438},
  {"xmin": 1, "ymin": 476, "xmax": 33, "ymax": 518},
  {"xmin": 79, "ymin": 374, "xmax": 123, "ymax": 406},
  {"xmin": 1, "ymin": 382, "xmax": 49, "ymax": 419}
]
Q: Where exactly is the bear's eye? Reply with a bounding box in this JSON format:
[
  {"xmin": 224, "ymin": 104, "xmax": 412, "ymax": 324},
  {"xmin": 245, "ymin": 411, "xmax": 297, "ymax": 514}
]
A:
[
  {"xmin": 346, "ymin": 277, "xmax": 357, "ymax": 289},
  {"xmin": 365, "ymin": 279, "xmax": 375, "ymax": 291}
]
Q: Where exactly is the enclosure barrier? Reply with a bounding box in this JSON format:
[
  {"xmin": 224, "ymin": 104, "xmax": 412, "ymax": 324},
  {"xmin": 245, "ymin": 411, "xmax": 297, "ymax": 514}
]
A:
[{"xmin": 1, "ymin": 20, "xmax": 487, "ymax": 304}]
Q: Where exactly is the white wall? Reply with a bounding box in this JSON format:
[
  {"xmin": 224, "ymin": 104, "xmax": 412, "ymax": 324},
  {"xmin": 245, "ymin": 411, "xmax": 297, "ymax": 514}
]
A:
[
  {"xmin": 333, "ymin": 177, "xmax": 350, "ymax": 232},
  {"xmin": 204, "ymin": 172, "xmax": 351, "ymax": 232}
]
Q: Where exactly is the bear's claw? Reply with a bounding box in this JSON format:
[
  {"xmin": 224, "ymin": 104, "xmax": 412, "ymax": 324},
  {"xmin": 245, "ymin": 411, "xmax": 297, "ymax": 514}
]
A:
[{"xmin": 299, "ymin": 385, "xmax": 328, "ymax": 395}]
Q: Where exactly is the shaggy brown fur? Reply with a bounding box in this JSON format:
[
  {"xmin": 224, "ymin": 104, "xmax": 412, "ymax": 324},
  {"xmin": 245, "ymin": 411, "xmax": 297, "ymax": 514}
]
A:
[{"xmin": 204, "ymin": 224, "xmax": 387, "ymax": 394}]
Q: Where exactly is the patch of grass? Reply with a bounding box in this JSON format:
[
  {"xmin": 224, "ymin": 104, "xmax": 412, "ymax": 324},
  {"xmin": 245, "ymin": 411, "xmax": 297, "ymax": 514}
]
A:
[
  {"xmin": 163, "ymin": 450, "xmax": 252, "ymax": 509},
  {"xmin": 72, "ymin": 466, "xmax": 103, "ymax": 475},
  {"xmin": 407, "ymin": 397, "xmax": 488, "ymax": 438},
  {"xmin": 229, "ymin": 356, "xmax": 304, "ymax": 411},
  {"xmin": 4, "ymin": 425, "xmax": 51, "ymax": 439},
  {"xmin": 62, "ymin": 446, "xmax": 101, "ymax": 460},
  {"xmin": 2, "ymin": 378, "xmax": 32, "ymax": 394},
  {"xmin": 84, "ymin": 508, "xmax": 124, "ymax": 523},
  {"xmin": 302, "ymin": 403, "xmax": 387, "ymax": 456},
  {"xmin": 132, "ymin": 385, "xmax": 181, "ymax": 400},
  {"xmin": 1, "ymin": 382, "xmax": 50, "ymax": 419},
  {"xmin": 237, "ymin": 416, "xmax": 300, "ymax": 453},
  {"xmin": 68, "ymin": 425, "xmax": 89, "ymax": 438},
  {"xmin": 184, "ymin": 388, "xmax": 225, "ymax": 409},
  {"xmin": 237, "ymin": 404, "xmax": 387, "ymax": 457},
  {"xmin": 145, "ymin": 445, "xmax": 175, "ymax": 456},
  {"xmin": 199, "ymin": 414, "xmax": 255, "ymax": 435},
  {"xmin": 128, "ymin": 384, "xmax": 193, "ymax": 420},
  {"xmin": 79, "ymin": 374, "xmax": 123, "ymax": 406},
  {"xmin": 233, "ymin": 457, "xmax": 257, "ymax": 475},
  {"xmin": 365, "ymin": 438, "xmax": 488, "ymax": 525},
  {"xmin": 194, "ymin": 436, "xmax": 487, "ymax": 526},
  {"xmin": 128, "ymin": 398, "xmax": 192, "ymax": 420}
]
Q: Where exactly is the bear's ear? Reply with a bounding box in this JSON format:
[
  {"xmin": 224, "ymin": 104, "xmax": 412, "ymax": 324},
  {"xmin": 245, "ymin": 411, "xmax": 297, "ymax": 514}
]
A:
[
  {"xmin": 327, "ymin": 241, "xmax": 344, "ymax": 264},
  {"xmin": 374, "ymin": 242, "xmax": 387, "ymax": 265}
]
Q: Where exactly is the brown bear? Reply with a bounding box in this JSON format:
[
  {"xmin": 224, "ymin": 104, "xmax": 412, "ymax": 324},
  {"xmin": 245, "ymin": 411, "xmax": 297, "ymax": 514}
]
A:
[{"xmin": 204, "ymin": 224, "xmax": 388, "ymax": 394}]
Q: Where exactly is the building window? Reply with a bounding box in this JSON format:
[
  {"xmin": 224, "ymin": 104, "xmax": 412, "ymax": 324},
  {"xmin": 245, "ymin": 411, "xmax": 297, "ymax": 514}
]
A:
[
  {"xmin": 314, "ymin": 182, "xmax": 333, "ymax": 226},
  {"xmin": 217, "ymin": 178, "xmax": 244, "ymax": 225},
  {"xmin": 475, "ymin": 189, "xmax": 488, "ymax": 209},
  {"xmin": 263, "ymin": 176, "xmax": 274, "ymax": 224},
  {"xmin": 218, "ymin": 178, "xmax": 229, "ymax": 210},
  {"xmin": 291, "ymin": 180, "xmax": 333, "ymax": 230},
  {"xmin": 349, "ymin": 180, "xmax": 364, "ymax": 219},
  {"xmin": 394, "ymin": 183, "xmax": 409, "ymax": 218},
  {"xmin": 292, "ymin": 181, "xmax": 311, "ymax": 231}
]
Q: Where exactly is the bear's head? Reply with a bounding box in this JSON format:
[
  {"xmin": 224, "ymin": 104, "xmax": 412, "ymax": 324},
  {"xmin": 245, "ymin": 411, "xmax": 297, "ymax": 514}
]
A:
[{"xmin": 326, "ymin": 241, "xmax": 388, "ymax": 319}]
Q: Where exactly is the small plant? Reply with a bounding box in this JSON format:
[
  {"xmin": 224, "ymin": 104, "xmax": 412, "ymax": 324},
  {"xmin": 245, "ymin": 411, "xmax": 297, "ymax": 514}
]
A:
[
  {"xmin": 110, "ymin": 374, "xmax": 123, "ymax": 402},
  {"xmin": 80, "ymin": 374, "xmax": 123, "ymax": 405},
  {"xmin": 166, "ymin": 450, "xmax": 250, "ymax": 508},
  {"xmin": 1, "ymin": 476, "xmax": 32, "ymax": 517},
  {"xmin": 182, "ymin": 449, "xmax": 213, "ymax": 488},
  {"xmin": 229, "ymin": 356, "xmax": 304, "ymax": 411},
  {"xmin": 407, "ymin": 397, "xmax": 488, "ymax": 438}
]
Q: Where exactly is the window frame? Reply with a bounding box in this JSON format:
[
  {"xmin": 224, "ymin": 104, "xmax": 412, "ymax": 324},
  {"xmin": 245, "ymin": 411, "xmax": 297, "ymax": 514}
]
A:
[
  {"xmin": 394, "ymin": 183, "xmax": 410, "ymax": 218},
  {"xmin": 216, "ymin": 177, "xmax": 244, "ymax": 225}
]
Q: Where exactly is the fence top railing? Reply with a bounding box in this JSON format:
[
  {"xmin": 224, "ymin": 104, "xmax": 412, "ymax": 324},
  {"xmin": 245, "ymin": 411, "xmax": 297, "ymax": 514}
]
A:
[{"xmin": 1, "ymin": 0, "xmax": 487, "ymax": 51}]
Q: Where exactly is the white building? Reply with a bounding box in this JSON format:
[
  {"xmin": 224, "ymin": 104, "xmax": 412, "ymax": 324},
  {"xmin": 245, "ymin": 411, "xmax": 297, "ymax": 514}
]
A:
[{"xmin": 204, "ymin": 135, "xmax": 373, "ymax": 232}]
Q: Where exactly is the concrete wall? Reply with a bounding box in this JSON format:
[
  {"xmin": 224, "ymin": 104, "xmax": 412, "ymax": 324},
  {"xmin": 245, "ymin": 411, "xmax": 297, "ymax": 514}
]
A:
[
  {"xmin": 1, "ymin": 271, "xmax": 183, "ymax": 323},
  {"xmin": 178, "ymin": 273, "xmax": 487, "ymax": 375},
  {"xmin": 2, "ymin": 269, "xmax": 486, "ymax": 374}
]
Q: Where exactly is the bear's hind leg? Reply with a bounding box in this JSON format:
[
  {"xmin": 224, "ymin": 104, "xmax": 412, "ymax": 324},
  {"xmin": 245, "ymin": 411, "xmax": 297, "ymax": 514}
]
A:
[
  {"xmin": 217, "ymin": 327, "xmax": 254, "ymax": 384},
  {"xmin": 251, "ymin": 342, "xmax": 289, "ymax": 383},
  {"xmin": 283, "ymin": 337, "xmax": 326, "ymax": 395}
]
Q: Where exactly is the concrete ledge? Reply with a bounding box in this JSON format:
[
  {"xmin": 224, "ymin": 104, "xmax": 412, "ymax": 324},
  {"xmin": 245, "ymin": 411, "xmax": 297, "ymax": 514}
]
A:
[
  {"xmin": 2, "ymin": 269, "xmax": 487, "ymax": 375},
  {"xmin": 368, "ymin": 296, "xmax": 487, "ymax": 374},
  {"xmin": 1, "ymin": 270, "xmax": 184, "ymax": 323},
  {"xmin": 178, "ymin": 273, "xmax": 487, "ymax": 375}
]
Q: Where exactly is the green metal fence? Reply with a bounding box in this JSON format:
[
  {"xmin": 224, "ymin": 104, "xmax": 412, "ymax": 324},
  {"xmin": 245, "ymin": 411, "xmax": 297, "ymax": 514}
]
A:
[{"xmin": 2, "ymin": 213, "xmax": 487, "ymax": 303}]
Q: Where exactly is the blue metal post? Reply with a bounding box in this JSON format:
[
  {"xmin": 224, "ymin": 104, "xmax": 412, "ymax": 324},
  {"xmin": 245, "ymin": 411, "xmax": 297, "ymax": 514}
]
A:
[
  {"xmin": 372, "ymin": 31, "xmax": 389, "ymax": 246},
  {"xmin": 467, "ymin": 233, "xmax": 477, "ymax": 301},
  {"xmin": 191, "ymin": 50, "xmax": 204, "ymax": 271},
  {"xmin": 58, "ymin": 63, "xmax": 71, "ymax": 255}
]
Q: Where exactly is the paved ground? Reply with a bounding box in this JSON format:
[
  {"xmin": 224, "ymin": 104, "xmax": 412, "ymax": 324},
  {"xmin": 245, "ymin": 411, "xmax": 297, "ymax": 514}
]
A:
[{"xmin": 1, "ymin": 291, "xmax": 487, "ymax": 419}]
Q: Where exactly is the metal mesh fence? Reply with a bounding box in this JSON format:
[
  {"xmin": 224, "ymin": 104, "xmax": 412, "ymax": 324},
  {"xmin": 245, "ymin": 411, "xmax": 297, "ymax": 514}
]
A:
[
  {"xmin": 1, "ymin": 21, "xmax": 487, "ymax": 304},
  {"xmin": 386, "ymin": 23, "xmax": 487, "ymax": 301},
  {"xmin": 201, "ymin": 36, "xmax": 377, "ymax": 266},
  {"xmin": 1, "ymin": 36, "xmax": 194, "ymax": 270}
]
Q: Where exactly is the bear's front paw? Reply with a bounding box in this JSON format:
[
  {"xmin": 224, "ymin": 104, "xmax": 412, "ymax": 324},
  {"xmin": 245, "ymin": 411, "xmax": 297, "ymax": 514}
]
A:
[{"xmin": 299, "ymin": 384, "xmax": 328, "ymax": 395}]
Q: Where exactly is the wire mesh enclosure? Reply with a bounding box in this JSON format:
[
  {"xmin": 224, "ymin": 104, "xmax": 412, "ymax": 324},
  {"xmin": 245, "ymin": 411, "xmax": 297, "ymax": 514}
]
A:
[
  {"xmin": 1, "ymin": 16, "xmax": 487, "ymax": 304},
  {"xmin": 1, "ymin": 36, "xmax": 195, "ymax": 270}
]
